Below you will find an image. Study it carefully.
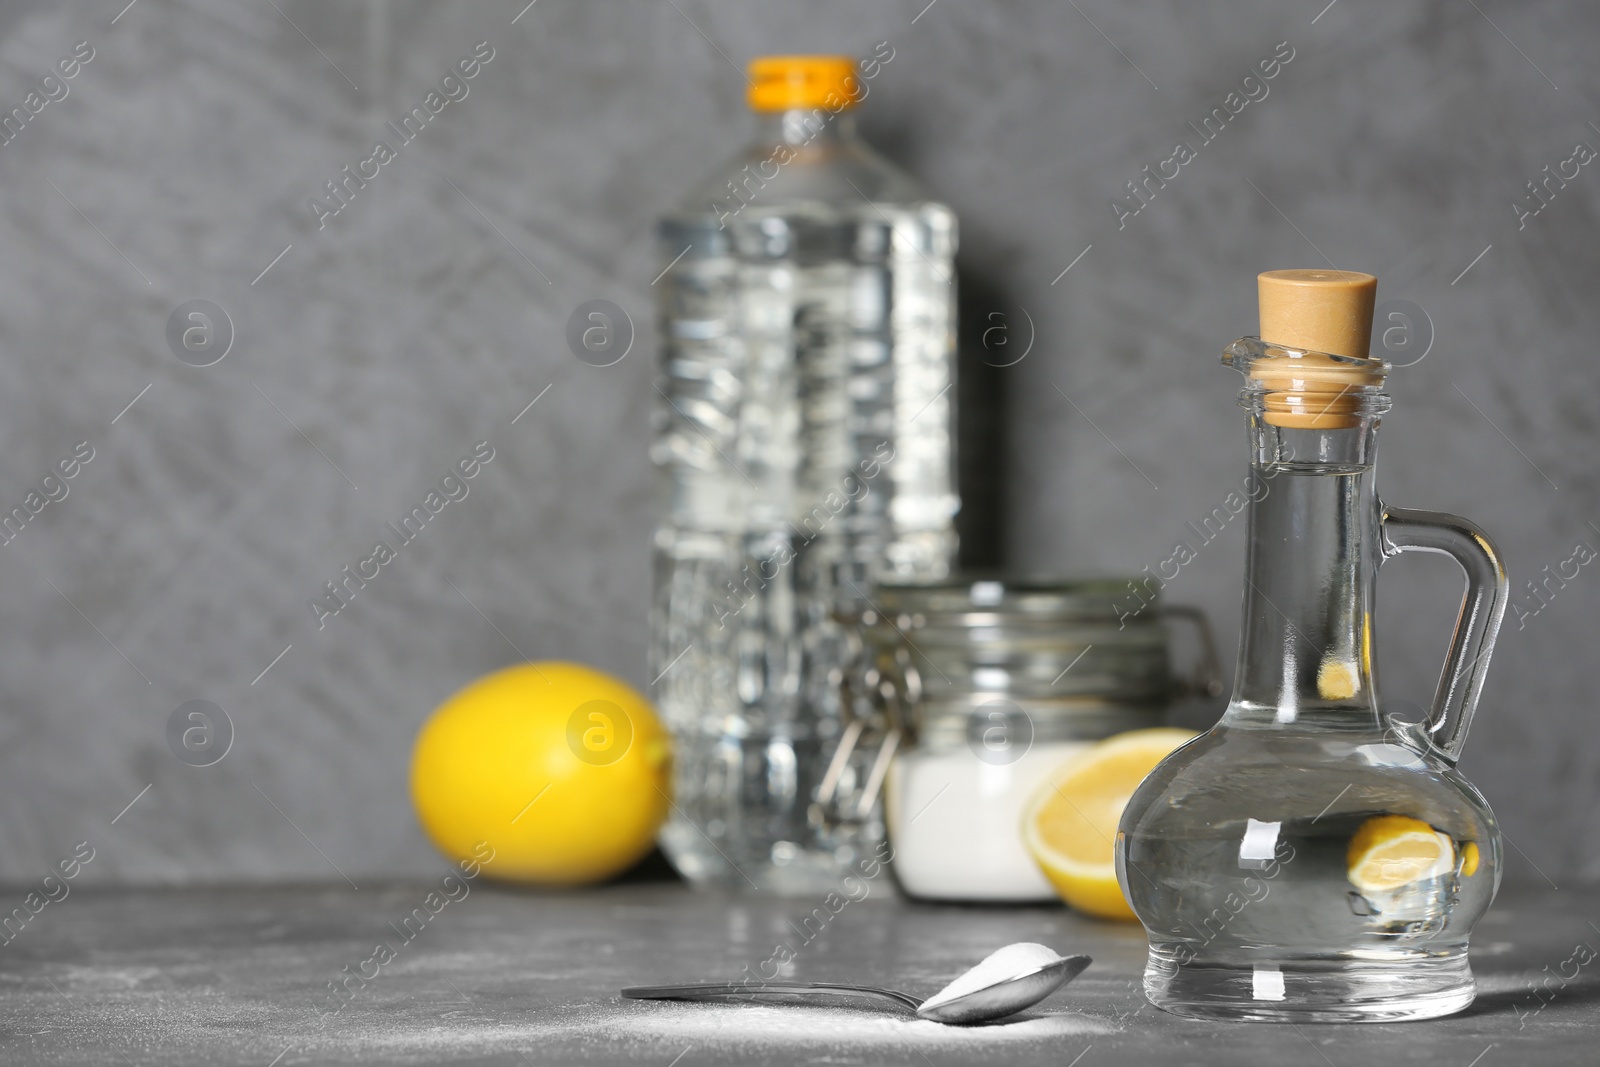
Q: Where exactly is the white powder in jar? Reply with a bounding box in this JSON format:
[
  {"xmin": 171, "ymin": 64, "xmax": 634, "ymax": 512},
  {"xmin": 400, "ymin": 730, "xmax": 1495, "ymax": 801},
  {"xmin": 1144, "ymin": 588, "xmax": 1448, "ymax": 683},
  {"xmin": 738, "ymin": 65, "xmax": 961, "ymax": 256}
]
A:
[{"xmin": 885, "ymin": 741, "xmax": 1093, "ymax": 901}]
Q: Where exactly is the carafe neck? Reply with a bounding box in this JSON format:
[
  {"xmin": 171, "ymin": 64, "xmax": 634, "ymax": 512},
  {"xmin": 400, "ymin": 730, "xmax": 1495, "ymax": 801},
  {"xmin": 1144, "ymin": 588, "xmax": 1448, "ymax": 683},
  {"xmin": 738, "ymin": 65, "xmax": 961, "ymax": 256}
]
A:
[{"xmin": 1228, "ymin": 415, "xmax": 1385, "ymax": 726}]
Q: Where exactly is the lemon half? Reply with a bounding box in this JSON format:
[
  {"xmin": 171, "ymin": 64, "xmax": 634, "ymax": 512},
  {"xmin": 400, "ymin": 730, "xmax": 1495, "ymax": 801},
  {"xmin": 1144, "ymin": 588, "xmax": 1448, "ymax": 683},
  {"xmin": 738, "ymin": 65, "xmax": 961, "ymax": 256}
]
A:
[
  {"xmin": 1022, "ymin": 728, "xmax": 1196, "ymax": 921},
  {"xmin": 1346, "ymin": 814, "xmax": 1455, "ymax": 893}
]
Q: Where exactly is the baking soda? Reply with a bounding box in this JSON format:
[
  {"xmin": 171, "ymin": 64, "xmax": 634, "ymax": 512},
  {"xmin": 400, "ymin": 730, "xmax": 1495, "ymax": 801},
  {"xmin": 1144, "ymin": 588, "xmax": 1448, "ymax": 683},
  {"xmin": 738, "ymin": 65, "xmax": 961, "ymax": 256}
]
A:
[
  {"xmin": 607, "ymin": 1001, "xmax": 1113, "ymax": 1048},
  {"xmin": 886, "ymin": 742, "xmax": 1091, "ymax": 900},
  {"xmin": 919, "ymin": 942, "xmax": 1065, "ymax": 1014}
]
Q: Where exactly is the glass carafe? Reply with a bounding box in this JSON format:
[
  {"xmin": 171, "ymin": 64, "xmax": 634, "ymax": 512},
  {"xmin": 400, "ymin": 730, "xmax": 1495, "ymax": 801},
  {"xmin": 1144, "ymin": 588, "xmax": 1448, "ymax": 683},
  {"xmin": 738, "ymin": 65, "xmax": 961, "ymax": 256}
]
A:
[{"xmin": 1116, "ymin": 320, "xmax": 1509, "ymax": 1021}]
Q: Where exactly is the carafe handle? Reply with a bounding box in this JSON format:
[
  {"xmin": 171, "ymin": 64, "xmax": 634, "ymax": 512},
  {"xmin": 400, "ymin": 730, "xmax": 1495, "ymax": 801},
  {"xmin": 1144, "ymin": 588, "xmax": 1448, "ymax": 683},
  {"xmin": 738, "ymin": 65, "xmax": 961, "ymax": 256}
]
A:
[{"xmin": 1378, "ymin": 505, "xmax": 1508, "ymax": 762}]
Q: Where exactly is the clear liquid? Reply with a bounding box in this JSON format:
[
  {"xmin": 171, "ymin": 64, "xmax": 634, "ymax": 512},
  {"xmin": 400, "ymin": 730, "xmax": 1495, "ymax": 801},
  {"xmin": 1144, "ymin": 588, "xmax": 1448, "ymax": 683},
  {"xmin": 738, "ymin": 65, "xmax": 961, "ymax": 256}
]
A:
[
  {"xmin": 1117, "ymin": 719, "xmax": 1501, "ymax": 1020},
  {"xmin": 1124, "ymin": 809, "xmax": 1484, "ymax": 950},
  {"xmin": 652, "ymin": 201, "xmax": 956, "ymax": 892}
]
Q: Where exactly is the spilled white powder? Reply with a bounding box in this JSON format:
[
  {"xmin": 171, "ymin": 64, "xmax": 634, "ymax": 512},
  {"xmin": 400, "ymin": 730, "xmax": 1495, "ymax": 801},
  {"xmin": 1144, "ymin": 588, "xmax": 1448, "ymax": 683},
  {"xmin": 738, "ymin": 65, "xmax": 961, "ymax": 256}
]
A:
[
  {"xmin": 918, "ymin": 942, "xmax": 1065, "ymax": 1014},
  {"xmin": 606, "ymin": 1002, "xmax": 1115, "ymax": 1048}
]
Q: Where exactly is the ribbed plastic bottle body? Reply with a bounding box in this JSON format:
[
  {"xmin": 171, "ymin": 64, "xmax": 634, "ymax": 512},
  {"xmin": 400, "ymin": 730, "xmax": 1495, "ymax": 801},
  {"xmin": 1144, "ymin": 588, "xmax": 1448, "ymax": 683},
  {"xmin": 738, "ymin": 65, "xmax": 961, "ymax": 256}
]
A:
[{"xmin": 651, "ymin": 114, "xmax": 957, "ymax": 891}]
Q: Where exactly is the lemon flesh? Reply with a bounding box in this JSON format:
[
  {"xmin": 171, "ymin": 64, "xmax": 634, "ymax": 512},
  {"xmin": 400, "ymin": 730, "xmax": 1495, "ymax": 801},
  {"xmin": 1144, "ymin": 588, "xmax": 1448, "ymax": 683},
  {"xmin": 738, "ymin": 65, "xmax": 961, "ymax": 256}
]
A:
[
  {"xmin": 1316, "ymin": 658, "xmax": 1360, "ymax": 700},
  {"xmin": 1022, "ymin": 728, "xmax": 1196, "ymax": 921},
  {"xmin": 410, "ymin": 661, "xmax": 671, "ymax": 886},
  {"xmin": 1346, "ymin": 814, "xmax": 1455, "ymax": 893}
]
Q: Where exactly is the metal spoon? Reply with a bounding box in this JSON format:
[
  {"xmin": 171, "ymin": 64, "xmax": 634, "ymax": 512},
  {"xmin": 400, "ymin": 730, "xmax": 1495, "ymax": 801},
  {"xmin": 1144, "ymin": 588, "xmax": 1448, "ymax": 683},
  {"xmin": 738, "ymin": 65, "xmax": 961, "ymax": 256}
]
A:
[{"xmin": 621, "ymin": 944, "xmax": 1091, "ymax": 1026}]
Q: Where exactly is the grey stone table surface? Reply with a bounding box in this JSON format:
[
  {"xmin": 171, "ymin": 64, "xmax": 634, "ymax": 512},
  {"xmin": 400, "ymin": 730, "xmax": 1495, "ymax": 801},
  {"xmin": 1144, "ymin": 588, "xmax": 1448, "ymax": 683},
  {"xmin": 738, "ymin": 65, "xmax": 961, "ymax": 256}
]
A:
[{"xmin": 2, "ymin": 880, "xmax": 1594, "ymax": 1066}]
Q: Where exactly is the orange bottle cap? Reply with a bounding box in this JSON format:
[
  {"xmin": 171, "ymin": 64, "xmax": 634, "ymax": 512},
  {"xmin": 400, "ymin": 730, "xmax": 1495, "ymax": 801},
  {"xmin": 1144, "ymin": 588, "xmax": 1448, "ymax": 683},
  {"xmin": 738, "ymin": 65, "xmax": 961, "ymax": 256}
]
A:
[{"xmin": 747, "ymin": 56, "xmax": 861, "ymax": 112}]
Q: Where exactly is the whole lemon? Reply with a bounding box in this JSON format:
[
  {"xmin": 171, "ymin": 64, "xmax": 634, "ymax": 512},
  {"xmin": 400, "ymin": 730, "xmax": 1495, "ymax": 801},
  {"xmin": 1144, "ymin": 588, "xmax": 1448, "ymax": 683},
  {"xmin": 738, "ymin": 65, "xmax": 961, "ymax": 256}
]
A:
[{"xmin": 410, "ymin": 661, "xmax": 671, "ymax": 885}]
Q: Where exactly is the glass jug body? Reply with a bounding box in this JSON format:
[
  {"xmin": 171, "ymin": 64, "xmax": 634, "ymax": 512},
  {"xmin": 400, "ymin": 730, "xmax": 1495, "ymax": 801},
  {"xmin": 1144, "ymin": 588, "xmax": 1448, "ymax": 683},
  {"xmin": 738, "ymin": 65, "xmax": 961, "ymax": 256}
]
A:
[{"xmin": 1115, "ymin": 337, "xmax": 1508, "ymax": 1022}]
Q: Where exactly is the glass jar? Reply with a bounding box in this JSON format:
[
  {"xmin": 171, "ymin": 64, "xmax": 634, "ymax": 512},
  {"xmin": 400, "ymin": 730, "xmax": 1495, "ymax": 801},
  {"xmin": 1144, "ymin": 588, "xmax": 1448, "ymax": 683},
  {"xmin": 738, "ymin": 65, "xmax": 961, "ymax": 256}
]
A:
[{"xmin": 845, "ymin": 577, "xmax": 1218, "ymax": 902}]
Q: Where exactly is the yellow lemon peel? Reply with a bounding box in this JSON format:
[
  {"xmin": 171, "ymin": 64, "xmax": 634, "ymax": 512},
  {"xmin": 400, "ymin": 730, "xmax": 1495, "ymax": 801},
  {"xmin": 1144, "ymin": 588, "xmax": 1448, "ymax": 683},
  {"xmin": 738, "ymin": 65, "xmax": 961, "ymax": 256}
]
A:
[{"xmin": 410, "ymin": 661, "xmax": 671, "ymax": 886}]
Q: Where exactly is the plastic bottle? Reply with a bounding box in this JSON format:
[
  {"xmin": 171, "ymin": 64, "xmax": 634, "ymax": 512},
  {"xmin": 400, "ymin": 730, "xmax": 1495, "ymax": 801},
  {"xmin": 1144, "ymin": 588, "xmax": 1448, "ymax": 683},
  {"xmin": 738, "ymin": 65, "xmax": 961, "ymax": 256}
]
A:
[{"xmin": 651, "ymin": 54, "xmax": 958, "ymax": 892}]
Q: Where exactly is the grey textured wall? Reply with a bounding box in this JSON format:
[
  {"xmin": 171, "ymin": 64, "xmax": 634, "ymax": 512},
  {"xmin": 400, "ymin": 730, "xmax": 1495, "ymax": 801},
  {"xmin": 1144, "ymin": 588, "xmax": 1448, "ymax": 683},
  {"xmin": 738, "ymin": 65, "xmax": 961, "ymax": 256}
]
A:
[{"xmin": 2, "ymin": 0, "xmax": 1596, "ymax": 885}]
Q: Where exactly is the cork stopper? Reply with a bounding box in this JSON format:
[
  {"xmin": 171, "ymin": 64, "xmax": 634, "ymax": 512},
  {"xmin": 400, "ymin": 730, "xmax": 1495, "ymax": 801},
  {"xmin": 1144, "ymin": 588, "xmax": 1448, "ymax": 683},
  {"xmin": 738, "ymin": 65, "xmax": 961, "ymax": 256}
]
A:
[{"xmin": 1252, "ymin": 269, "xmax": 1382, "ymax": 429}]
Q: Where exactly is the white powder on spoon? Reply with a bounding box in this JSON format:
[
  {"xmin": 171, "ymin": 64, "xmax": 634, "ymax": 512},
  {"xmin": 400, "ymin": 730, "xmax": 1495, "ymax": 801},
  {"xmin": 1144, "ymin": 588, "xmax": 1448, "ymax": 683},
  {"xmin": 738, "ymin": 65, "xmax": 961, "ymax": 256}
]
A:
[{"xmin": 917, "ymin": 942, "xmax": 1066, "ymax": 1015}]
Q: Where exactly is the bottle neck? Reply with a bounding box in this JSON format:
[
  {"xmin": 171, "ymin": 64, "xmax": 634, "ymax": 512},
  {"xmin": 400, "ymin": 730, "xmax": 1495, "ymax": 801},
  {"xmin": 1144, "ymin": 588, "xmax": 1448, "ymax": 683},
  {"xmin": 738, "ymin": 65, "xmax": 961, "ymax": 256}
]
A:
[
  {"xmin": 1228, "ymin": 417, "xmax": 1384, "ymax": 726},
  {"xmin": 750, "ymin": 108, "xmax": 857, "ymax": 149}
]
